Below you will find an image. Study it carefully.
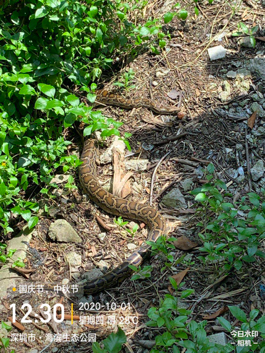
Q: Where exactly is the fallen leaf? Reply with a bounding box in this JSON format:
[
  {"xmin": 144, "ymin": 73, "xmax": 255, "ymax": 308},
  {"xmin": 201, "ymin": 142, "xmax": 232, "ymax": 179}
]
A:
[
  {"xmin": 196, "ymin": 88, "xmax": 201, "ymax": 97},
  {"xmin": 167, "ymin": 89, "xmax": 181, "ymax": 100},
  {"xmin": 202, "ymin": 306, "xmax": 229, "ymax": 320},
  {"xmin": 170, "ymin": 267, "xmax": 189, "ymax": 285},
  {"xmin": 256, "ymin": 37, "xmax": 265, "ymax": 42},
  {"xmin": 173, "ymin": 235, "xmax": 198, "ymax": 250},
  {"xmin": 248, "ymin": 111, "xmax": 257, "ymax": 129}
]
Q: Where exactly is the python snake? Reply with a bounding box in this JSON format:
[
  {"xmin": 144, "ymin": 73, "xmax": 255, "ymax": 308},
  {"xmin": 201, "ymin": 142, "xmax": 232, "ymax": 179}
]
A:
[
  {"xmin": 95, "ymin": 89, "xmax": 180, "ymax": 115},
  {"xmin": 80, "ymin": 140, "xmax": 169, "ymax": 294}
]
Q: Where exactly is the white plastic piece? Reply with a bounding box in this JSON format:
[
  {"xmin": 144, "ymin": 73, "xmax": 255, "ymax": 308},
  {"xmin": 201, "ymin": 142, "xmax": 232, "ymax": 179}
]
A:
[{"xmin": 208, "ymin": 45, "xmax": 227, "ymax": 61}]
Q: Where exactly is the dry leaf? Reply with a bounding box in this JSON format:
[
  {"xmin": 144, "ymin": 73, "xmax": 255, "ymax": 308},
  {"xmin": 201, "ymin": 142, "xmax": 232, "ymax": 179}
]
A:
[
  {"xmin": 173, "ymin": 235, "xmax": 198, "ymax": 250},
  {"xmin": 202, "ymin": 306, "xmax": 229, "ymax": 320},
  {"xmin": 167, "ymin": 89, "xmax": 181, "ymax": 100},
  {"xmin": 170, "ymin": 267, "xmax": 189, "ymax": 285},
  {"xmin": 248, "ymin": 111, "xmax": 257, "ymax": 129},
  {"xmin": 256, "ymin": 37, "xmax": 265, "ymax": 42}
]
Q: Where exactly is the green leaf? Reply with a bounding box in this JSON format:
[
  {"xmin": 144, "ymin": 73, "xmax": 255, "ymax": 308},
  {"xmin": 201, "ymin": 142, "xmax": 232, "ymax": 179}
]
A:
[
  {"xmin": 249, "ymin": 309, "xmax": 259, "ymax": 321},
  {"xmin": 35, "ymin": 97, "xmax": 48, "ymax": 109},
  {"xmin": 92, "ymin": 342, "xmax": 107, "ymax": 353},
  {"xmin": 249, "ymin": 36, "xmax": 256, "ymax": 48},
  {"xmin": 178, "ymin": 9, "xmax": 188, "ymax": 20},
  {"xmin": 1, "ymin": 338, "xmax": 9, "ymax": 348},
  {"xmin": 218, "ymin": 317, "xmax": 232, "ymax": 331},
  {"xmin": 103, "ymin": 327, "xmax": 126, "ymax": 353},
  {"xmin": 28, "ymin": 216, "xmax": 39, "ymax": 229},
  {"xmin": 35, "ymin": 6, "xmax": 49, "ymax": 19},
  {"xmin": 38, "ymin": 83, "xmax": 55, "ymax": 97},
  {"xmin": 180, "ymin": 289, "xmax": 194, "ymax": 298},
  {"xmin": 164, "ymin": 12, "xmax": 175, "ymax": 24},
  {"xmin": 66, "ymin": 94, "xmax": 80, "ymax": 106},
  {"xmin": 157, "ymin": 317, "xmax": 165, "ymax": 327},
  {"xmin": 46, "ymin": 0, "xmax": 60, "ymax": 8},
  {"xmin": 19, "ymin": 85, "xmax": 36, "ymax": 96},
  {"xmin": 89, "ymin": 6, "xmax": 98, "ymax": 17},
  {"xmin": 194, "ymin": 7, "xmax": 199, "ymax": 16},
  {"xmin": 239, "ymin": 22, "xmax": 249, "ymax": 34},
  {"xmin": 228, "ymin": 306, "xmax": 247, "ymax": 322},
  {"xmin": 195, "ymin": 193, "xmax": 206, "ymax": 202},
  {"xmin": 248, "ymin": 192, "xmax": 260, "ymax": 207}
]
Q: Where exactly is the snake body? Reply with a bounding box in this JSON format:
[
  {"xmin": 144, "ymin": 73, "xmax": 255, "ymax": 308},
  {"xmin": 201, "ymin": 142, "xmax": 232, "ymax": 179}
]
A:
[
  {"xmin": 80, "ymin": 140, "xmax": 167, "ymax": 294},
  {"xmin": 96, "ymin": 90, "xmax": 180, "ymax": 115}
]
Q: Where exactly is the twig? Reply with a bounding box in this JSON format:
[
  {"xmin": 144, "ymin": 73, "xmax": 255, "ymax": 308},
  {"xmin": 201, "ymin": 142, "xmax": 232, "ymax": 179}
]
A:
[
  {"xmin": 150, "ymin": 150, "xmax": 172, "ymax": 206},
  {"xmin": 153, "ymin": 132, "xmax": 196, "ymax": 146},
  {"xmin": 245, "ymin": 127, "xmax": 252, "ymax": 191}
]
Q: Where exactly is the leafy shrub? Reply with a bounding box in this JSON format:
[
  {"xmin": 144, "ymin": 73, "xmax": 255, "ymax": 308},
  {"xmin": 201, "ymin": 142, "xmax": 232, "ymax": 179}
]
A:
[
  {"xmin": 0, "ymin": 0, "xmax": 175, "ymax": 235},
  {"xmin": 191, "ymin": 164, "xmax": 265, "ymax": 271}
]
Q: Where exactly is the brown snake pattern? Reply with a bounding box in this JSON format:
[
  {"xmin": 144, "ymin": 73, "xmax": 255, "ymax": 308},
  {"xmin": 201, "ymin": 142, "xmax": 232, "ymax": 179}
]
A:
[
  {"xmin": 80, "ymin": 140, "xmax": 169, "ymax": 294},
  {"xmin": 95, "ymin": 89, "xmax": 181, "ymax": 115}
]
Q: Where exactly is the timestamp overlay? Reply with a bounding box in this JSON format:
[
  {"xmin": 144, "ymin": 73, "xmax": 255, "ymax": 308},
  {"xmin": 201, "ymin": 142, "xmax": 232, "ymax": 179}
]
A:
[{"xmin": 3, "ymin": 281, "xmax": 138, "ymax": 351}]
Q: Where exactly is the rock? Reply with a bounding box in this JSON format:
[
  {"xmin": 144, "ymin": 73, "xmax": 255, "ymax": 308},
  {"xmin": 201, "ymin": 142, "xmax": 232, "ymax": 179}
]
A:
[
  {"xmin": 66, "ymin": 251, "xmax": 82, "ymax": 267},
  {"xmin": 208, "ymin": 332, "xmax": 227, "ymax": 346},
  {"xmin": 180, "ymin": 178, "xmax": 194, "ymax": 191},
  {"xmin": 226, "ymin": 168, "xmax": 238, "ymax": 179},
  {"xmin": 83, "ymin": 268, "xmax": 103, "ymax": 282},
  {"xmin": 127, "ymin": 243, "xmax": 137, "ymax": 250},
  {"xmin": 156, "ymin": 68, "xmax": 170, "ymax": 77},
  {"xmin": 249, "ymin": 58, "xmax": 265, "ymax": 80},
  {"xmin": 48, "ymin": 220, "xmax": 82, "ymax": 243},
  {"xmin": 50, "ymin": 174, "xmax": 70, "ymax": 184},
  {"xmin": 161, "ymin": 188, "xmax": 187, "ymax": 209},
  {"xmin": 236, "ymin": 144, "xmax": 243, "ymax": 151},
  {"xmin": 236, "ymin": 68, "xmax": 251, "ymax": 79},
  {"xmin": 152, "ymin": 81, "xmax": 158, "ymax": 86},
  {"xmin": 251, "ymin": 102, "xmax": 265, "ymax": 117},
  {"xmin": 208, "ymin": 45, "xmax": 226, "ymax": 60},
  {"xmin": 100, "ymin": 138, "xmax": 126, "ymax": 164},
  {"xmin": 125, "ymin": 159, "xmax": 149, "ymax": 171},
  {"xmin": 250, "ymin": 160, "xmax": 264, "ymax": 181},
  {"xmin": 98, "ymin": 260, "xmax": 109, "ymax": 271},
  {"xmin": 0, "ymin": 227, "xmax": 34, "ymax": 298},
  {"xmin": 98, "ymin": 233, "xmax": 107, "ymax": 242},
  {"xmin": 138, "ymin": 340, "xmax": 156, "ymax": 349},
  {"xmin": 226, "ymin": 70, "xmax": 237, "ymax": 78},
  {"xmin": 219, "ymin": 91, "xmax": 230, "ymax": 102}
]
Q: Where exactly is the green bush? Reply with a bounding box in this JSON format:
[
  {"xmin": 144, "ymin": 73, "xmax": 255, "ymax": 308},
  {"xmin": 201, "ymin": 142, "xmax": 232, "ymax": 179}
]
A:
[{"xmin": 0, "ymin": 0, "xmax": 172, "ymax": 236}]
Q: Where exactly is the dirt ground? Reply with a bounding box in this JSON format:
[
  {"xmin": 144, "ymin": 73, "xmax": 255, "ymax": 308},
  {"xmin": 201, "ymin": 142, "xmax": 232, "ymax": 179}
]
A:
[{"xmin": 1, "ymin": 0, "xmax": 265, "ymax": 352}]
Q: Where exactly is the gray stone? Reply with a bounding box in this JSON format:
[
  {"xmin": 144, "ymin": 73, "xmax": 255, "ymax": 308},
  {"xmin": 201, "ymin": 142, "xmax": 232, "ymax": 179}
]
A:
[
  {"xmin": 50, "ymin": 174, "xmax": 70, "ymax": 184},
  {"xmin": 48, "ymin": 219, "xmax": 82, "ymax": 243},
  {"xmin": 29, "ymin": 350, "xmax": 39, "ymax": 353},
  {"xmin": 251, "ymin": 160, "xmax": 264, "ymax": 181},
  {"xmin": 0, "ymin": 227, "xmax": 34, "ymax": 298},
  {"xmin": 162, "ymin": 188, "xmax": 187, "ymax": 209},
  {"xmin": 180, "ymin": 178, "xmax": 194, "ymax": 191},
  {"xmin": 83, "ymin": 268, "xmax": 103, "ymax": 282},
  {"xmin": 127, "ymin": 243, "xmax": 137, "ymax": 250},
  {"xmin": 125, "ymin": 159, "xmax": 149, "ymax": 171},
  {"xmin": 249, "ymin": 58, "xmax": 265, "ymax": 80},
  {"xmin": 226, "ymin": 168, "xmax": 238, "ymax": 179},
  {"xmin": 226, "ymin": 70, "xmax": 237, "ymax": 78},
  {"xmin": 66, "ymin": 252, "xmax": 82, "ymax": 267},
  {"xmin": 208, "ymin": 332, "xmax": 228, "ymax": 345},
  {"xmin": 236, "ymin": 144, "xmax": 243, "ymax": 151},
  {"xmin": 236, "ymin": 68, "xmax": 251, "ymax": 78},
  {"xmin": 98, "ymin": 233, "xmax": 107, "ymax": 242},
  {"xmin": 251, "ymin": 102, "xmax": 265, "ymax": 117}
]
